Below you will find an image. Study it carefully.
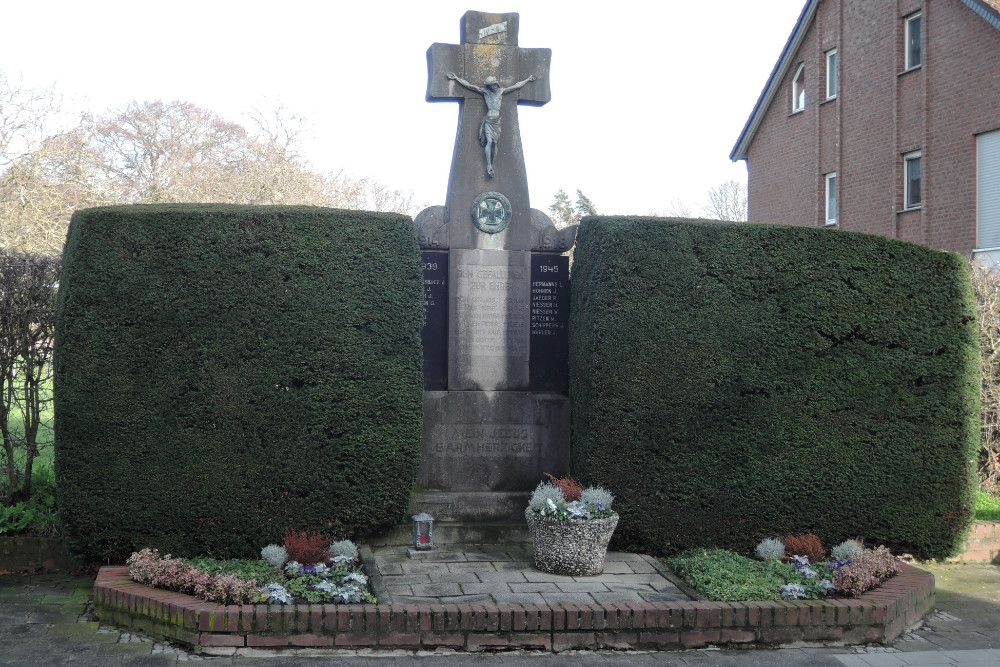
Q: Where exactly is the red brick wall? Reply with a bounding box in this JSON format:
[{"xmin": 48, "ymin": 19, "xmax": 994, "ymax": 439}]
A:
[{"xmin": 745, "ymin": 0, "xmax": 1000, "ymax": 256}]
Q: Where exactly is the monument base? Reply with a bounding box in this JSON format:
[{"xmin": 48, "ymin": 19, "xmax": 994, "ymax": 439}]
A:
[{"xmin": 398, "ymin": 390, "xmax": 569, "ymax": 543}]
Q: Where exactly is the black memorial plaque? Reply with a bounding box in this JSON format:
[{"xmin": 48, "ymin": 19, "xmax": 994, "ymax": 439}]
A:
[
  {"xmin": 422, "ymin": 251, "xmax": 449, "ymax": 390},
  {"xmin": 529, "ymin": 254, "xmax": 569, "ymax": 392}
]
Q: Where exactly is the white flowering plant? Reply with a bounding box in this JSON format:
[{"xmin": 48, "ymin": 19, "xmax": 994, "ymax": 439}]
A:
[
  {"xmin": 257, "ymin": 539, "xmax": 374, "ymax": 605},
  {"xmin": 528, "ymin": 477, "xmax": 616, "ymax": 521}
]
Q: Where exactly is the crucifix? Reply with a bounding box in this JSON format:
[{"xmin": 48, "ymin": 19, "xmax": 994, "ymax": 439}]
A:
[{"xmin": 426, "ymin": 11, "xmax": 551, "ymax": 250}]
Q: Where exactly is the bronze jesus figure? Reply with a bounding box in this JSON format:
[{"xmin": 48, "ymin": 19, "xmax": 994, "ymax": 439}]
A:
[{"xmin": 447, "ymin": 72, "xmax": 537, "ymax": 178}]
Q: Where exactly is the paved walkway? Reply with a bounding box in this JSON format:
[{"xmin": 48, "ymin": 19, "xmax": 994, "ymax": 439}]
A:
[
  {"xmin": 1, "ymin": 554, "xmax": 999, "ymax": 665},
  {"xmin": 367, "ymin": 545, "xmax": 690, "ymax": 606}
]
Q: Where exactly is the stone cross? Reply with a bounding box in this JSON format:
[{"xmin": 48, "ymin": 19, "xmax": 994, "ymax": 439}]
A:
[{"xmin": 426, "ymin": 11, "xmax": 551, "ymax": 250}]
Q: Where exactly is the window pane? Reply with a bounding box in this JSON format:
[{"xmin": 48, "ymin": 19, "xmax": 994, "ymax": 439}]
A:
[
  {"xmin": 827, "ymin": 51, "xmax": 838, "ymax": 98},
  {"xmin": 906, "ymin": 157, "xmax": 922, "ymax": 208},
  {"xmin": 827, "ymin": 174, "xmax": 837, "ymax": 221},
  {"xmin": 907, "ymin": 16, "xmax": 922, "ymax": 68},
  {"xmin": 793, "ymin": 64, "xmax": 805, "ymax": 111}
]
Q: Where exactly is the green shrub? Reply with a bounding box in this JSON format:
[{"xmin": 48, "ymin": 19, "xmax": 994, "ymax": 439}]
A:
[
  {"xmin": 55, "ymin": 205, "xmax": 423, "ymax": 563},
  {"xmin": 667, "ymin": 549, "xmax": 800, "ymax": 601},
  {"xmin": 570, "ymin": 217, "xmax": 980, "ymax": 560}
]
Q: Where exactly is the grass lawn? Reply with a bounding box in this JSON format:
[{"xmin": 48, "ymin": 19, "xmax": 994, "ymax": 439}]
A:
[
  {"xmin": 1, "ymin": 375, "xmax": 54, "ymax": 479},
  {"xmin": 975, "ymin": 489, "xmax": 1000, "ymax": 521}
]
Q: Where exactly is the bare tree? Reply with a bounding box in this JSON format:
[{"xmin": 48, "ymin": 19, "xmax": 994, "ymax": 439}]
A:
[
  {"xmin": 705, "ymin": 179, "xmax": 748, "ymax": 222},
  {"xmin": 972, "ymin": 262, "xmax": 1000, "ymax": 494},
  {"xmin": 1, "ymin": 127, "xmax": 103, "ymax": 254},
  {"xmin": 0, "ymin": 251, "xmax": 59, "ymax": 504},
  {"xmin": 0, "ymin": 71, "xmax": 60, "ymax": 172},
  {"xmin": 656, "ymin": 198, "xmax": 697, "ymax": 218},
  {"xmin": 1, "ymin": 83, "xmax": 418, "ymax": 253}
]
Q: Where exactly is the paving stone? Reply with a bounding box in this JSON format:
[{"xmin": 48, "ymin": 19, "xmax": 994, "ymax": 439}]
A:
[
  {"xmin": 603, "ymin": 552, "xmax": 647, "ymax": 562},
  {"xmin": 492, "ymin": 560, "xmax": 535, "ymax": 571},
  {"xmin": 590, "ymin": 590, "xmax": 646, "ymax": 603},
  {"xmin": 459, "ymin": 582, "xmax": 511, "ymax": 595},
  {"xmin": 461, "ymin": 550, "xmax": 514, "ymax": 562},
  {"xmin": 595, "ymin": 561, "xmax": 635, "ymax": 574},
  {"xmin": 490, "ymin": 591, "xmax": 547, "ymax": 605},
  {"xmin": 627, "ymin": 561, "xmax": 659, "ymax": 574},
  {"xmin": 375, "ymin": 562, "xmax": 403, "ymax": 575},
  {"xmin": 555, "ymin": 582, "xmax": 611, "ymax": 593},
  {"xmin": 431, "ymin": 572, "xmax": 480, "ymax": 583},
  {"xmin": 522, "ymin": 570, "xmax": 578, "ymax": 583},
  {"xmin": 405, "ymin": 551, "xmax": 466, "ymax": 562},
  {"xmin": 385, "ymin": 584, "xmax": 414, "ymax": 596},
  {"xmin": 538, "ymin": 592, "xmax": 599, "ymax": 604},
  {"xmin": 473, "ymin": 571, "xmax": 527, "ymax": 583},
  {"xmin": 638, "ymin": 590, "xmax": 691, "ymax": 602},
  {"xmin": 384, "ymin": 574, "xmax": 432, "ymax": 585},
  {"xmin": 409, "ymin": 583, "xmax": 463, "ymax": 596},
  {"xmin": 600, "ymin": 573, "xmax": 670, "ymax": 585},
  {"xmin": 434, "ymin": 593, "xmax": 495, "ymax": 604},
  {"xmin": 399, "ymin": 562, "xmax": 452, "ymax": 574},
  {"xmin": 508, "ymin": 582, "xmax": 560, "ymax": 593},
  {"xmin": 445, "ymin": 562, "xmax": 495, "ymax": 573}
]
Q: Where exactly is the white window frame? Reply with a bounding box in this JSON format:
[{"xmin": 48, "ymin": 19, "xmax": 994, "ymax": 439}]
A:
[
  {"xmin": 904, "ymin": 151, "xmax": 922, "ymax": 210},
  {"xmin": 975, "ymin": 129, "xmax": 1000, "ymax": 258},
  {"xmin": 825, "ymin": 172, "xmax": 838, "ymax": 225},
  {"xmin": 826, "ymin": 49, "xmax": 838, "ymax": 99},
  {"xmin": 792, "ymin": 63, "xmax": 806, "ymax": 113},
  {"xmin": 905, "ymin": 13, "xmax": 922, "ymax": 71}
]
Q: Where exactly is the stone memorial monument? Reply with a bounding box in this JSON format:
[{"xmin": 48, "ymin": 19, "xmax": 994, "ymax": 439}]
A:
[{"xmin": 412, "ymin": 11, "xmax": 577, "ymax": 540}]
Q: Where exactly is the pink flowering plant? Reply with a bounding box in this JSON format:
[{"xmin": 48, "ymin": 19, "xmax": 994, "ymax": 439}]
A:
[{"xmin": 126, "ymin": 535, "xmax": 375, "ymax": 606}]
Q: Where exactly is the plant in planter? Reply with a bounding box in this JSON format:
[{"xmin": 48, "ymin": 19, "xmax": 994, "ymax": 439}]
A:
[{"xmin": 524, "ymin": 475, "xmax": 619, "ymax": 576}]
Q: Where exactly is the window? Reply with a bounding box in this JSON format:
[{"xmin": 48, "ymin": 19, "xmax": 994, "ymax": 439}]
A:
[
  {"xmin": 905, "ymin": 13, "xmax": 922, "ymax": 70},
  {"xmin": 825, "ymin": 172, "xmax": 838, "ymax": 224},
  {"xmin": 792, "ymin": 63, "xmax": 806, "ymax": 112},
  {"xmin": 826, "ymin": 49, "xmax": 838, "ymax": 99},
  {"xmin": 976, "ymin": 130, "xmax": 1000, "ymax": 254},
  {"xmin": 904, "ymin": 151, "xmax": 922, "ymax": 209}
]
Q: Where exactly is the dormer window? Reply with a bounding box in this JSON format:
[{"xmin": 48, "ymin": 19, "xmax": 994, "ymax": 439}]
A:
[{"xmin": 792, "ymin": 63, "xmax": 806, "ymax": 112}]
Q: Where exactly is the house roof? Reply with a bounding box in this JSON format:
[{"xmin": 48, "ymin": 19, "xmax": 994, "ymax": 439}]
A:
[{"xmin": 730, "ymin": 0, "xmax": 1000, "ymax": 162}]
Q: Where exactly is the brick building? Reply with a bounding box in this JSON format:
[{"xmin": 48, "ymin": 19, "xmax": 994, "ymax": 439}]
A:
[{"xmin": 730, "ymin": 0, "xmax": 1000, "ymax": 259}]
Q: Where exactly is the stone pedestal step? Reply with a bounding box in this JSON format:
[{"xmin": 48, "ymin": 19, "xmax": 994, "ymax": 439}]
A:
[{"xmin": 369, "ymin": 521, "xmax": 530, "ymax": 546}]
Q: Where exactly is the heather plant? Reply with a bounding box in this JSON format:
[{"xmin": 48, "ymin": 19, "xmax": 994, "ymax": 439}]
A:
[
  {"xmin": 833, "ymin": 546, "xmax": 899, "ymax": 596},
  {"xmin": 754, "ymin": 538, "xmax": 786, "ymax": 561},
  {"xmin": 543, "ymin": 473, "xmax": 583, "ymax": 502},
  {"xmin": 782, "ymin": 533, "xmax": 825, "ymax": 563},
  {"xmin": 126, "ymin": 548, "xmax": 260, "ymax": 605},
  {"xmin": 283, "ymin": 528, "xmax": 331, "ymax": 565},
  {"xmin": 831, "ymin": 539, "xmax": 863, "ymax": 562}
]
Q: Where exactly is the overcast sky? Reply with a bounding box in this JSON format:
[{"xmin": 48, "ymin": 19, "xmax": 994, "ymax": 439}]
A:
[{"xmin": 1, "ymin": 0, "xmax": 806, "ymax": 216}]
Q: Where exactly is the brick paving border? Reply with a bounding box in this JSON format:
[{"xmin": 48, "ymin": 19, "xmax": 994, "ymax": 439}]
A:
[{"xmin": 92, "ymin": 562, "xmax": 934, "ymax": 654}]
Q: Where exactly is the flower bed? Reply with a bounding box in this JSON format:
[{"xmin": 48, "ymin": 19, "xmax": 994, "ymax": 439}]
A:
[
  {"xmin": 125, "ymin": 534, "xmax": 375, "ymax": 607},
  {"xmin": 668, "ymin": 536, "xmax": 900, "ymax": 602},
  {"xmin": 93, "ymin": 557, "xmax": 935, "ymax": 654}
]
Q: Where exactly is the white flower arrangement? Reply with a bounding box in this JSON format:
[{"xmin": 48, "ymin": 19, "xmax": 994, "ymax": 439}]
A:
[{"xmin": 529, "ymin": 480, "xmax": 616, "ymax": 521}]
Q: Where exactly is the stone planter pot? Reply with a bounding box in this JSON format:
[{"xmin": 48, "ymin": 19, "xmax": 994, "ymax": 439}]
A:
[{"xmin": 524, "ymin": 507, "xmax": 619, "ymax": 576}]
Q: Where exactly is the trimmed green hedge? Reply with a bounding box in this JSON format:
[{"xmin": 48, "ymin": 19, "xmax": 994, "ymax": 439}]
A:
[
  {"xmin": 54, "ymin": 205, "xmax": 423, "ymax": 563},
  {"xmin": 570, "ymin": 217, "xmax": 980, "ymax": 560}
]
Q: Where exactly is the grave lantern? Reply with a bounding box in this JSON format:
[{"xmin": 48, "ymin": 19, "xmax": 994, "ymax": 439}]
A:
[{"xmin": 411, "ymin": 513, "xmax": 434, "ymax": 550}]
